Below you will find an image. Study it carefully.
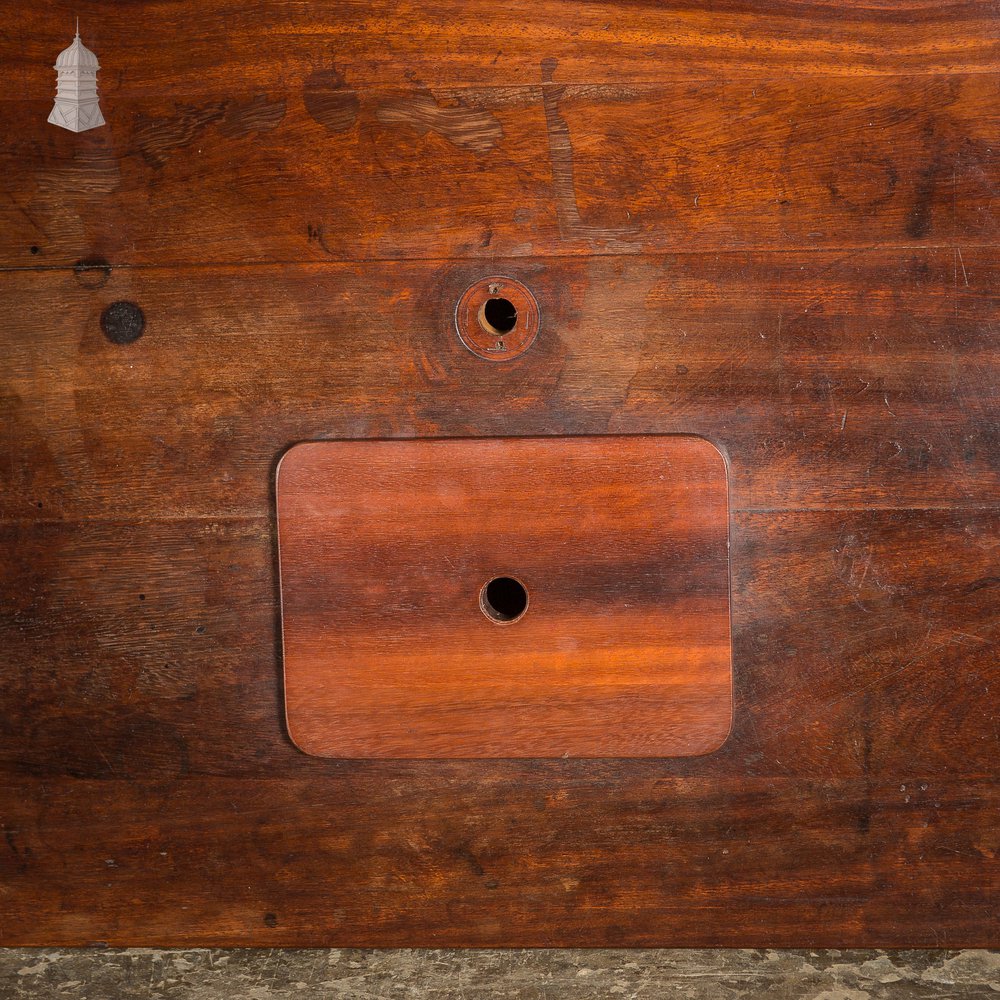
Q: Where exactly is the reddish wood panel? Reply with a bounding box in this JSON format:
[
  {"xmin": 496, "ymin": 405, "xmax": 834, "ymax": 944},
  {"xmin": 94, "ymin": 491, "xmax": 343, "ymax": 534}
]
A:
[
  {"xmin": 1, "ymin": 250, "xmax": 997, "ymax": 522},
  {"xmin": 4, "ymin": 73, "xmax": 998, "ymax": 266},
  {"xmin": 0, "ymin": 0, "xmax": 996, "ymax": 950},
  {"xmin": 8, "ymin": 0, "xmax": 1000, "ymax": 100},
  {"xmin": 1, "ymin": 509, "xmax": 994, "ymax": 781},
  {"xmin": 278, "ymin": 436, "xmax": 732, "ymax": 758},
  {"xmin": 1, "ymin": 774, "xmax": 996, "ymax": 947}
]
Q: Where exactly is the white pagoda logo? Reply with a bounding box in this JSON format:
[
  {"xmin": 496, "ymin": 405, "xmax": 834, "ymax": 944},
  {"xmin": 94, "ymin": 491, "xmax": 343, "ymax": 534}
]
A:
[{"xmin": 48, "ymin": 21, "xmax": 105, "ymax": 133}]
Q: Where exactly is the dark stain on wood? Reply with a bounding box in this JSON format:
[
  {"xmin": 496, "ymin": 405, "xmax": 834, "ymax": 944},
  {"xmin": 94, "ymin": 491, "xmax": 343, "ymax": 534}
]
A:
[
  {"xmin": 540, "ymin": 59, "xmax": 640, "ymax": 245},
  {"xmin": 99, "ymin": 301, "xmax": 145, "ymax": 345},
  {"xmin": 907, "ymin": 126, "xmax": 951, "ymax": 239},
  {"xmin": 133, "ymin": 95, "xmax": 285, "ymax": 168},
  {"xmin": 73, "ymin": 256, "xmax": 112, "ymax": 289},
  {"xmin": 375, "ymin": 92, "xmax": 503, "ymax": 154},
  {"xmin": 133, "ymin": 102, "xmax": 228, "ymax": 168},
  {"xmin": 218, "ymin": 94, "xmax": 287, "ymax": 138},
  {"xmin": 303, "ymin": 68, "xmax": 360, "ymax": 133}
]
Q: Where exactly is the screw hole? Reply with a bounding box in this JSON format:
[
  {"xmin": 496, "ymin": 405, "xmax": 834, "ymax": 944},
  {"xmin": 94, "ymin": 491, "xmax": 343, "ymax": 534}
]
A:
[
  {"xmin": 30, "ymin": 245, "xmax": 40, "ymax": 255},
  {"xmin": 478, "ymin": 297, "xmax": 518, "ymax": 336},
  {"xmin": 480, "ymin": 576, "xmax": 528, "ymax": 624}
]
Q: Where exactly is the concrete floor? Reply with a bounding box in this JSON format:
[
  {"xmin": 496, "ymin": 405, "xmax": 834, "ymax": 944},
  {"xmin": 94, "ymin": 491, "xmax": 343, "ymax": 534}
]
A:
[{"xmin": 1, "ymin": 949, "xmax": 998, "ymax": 998}]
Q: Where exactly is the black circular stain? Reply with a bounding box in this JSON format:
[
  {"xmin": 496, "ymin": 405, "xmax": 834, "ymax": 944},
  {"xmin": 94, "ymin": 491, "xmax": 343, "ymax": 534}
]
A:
[
  {"xmin": 263, "ymin": 912, "xmax": 278, "ymax": 927},
  {"xmin": 100, "ymin": 301, "xmax": 146, "ymax": 345}
]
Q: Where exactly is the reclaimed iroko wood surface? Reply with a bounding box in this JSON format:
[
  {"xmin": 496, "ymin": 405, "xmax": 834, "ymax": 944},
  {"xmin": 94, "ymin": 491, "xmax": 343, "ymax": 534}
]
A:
[
  {"xmin": 277, "ymin": 436, "xmax": 732, "ymax": 758},
  {"xmin": 0, "ymin": 0, "xmax": 998, "ymax": 947}
]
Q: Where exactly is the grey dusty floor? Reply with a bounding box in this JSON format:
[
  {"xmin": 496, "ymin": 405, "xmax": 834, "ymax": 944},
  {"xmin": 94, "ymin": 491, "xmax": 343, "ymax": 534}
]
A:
[{"xmin": 0, "ymin": 950, "xmax": 999, "ymax": 999}]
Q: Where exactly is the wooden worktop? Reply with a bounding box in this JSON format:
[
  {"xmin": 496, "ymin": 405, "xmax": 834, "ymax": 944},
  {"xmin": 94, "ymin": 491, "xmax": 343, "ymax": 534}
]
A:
[{"xmin": 0, "ymin": 0, "xmax": 996, "ymax": 947}]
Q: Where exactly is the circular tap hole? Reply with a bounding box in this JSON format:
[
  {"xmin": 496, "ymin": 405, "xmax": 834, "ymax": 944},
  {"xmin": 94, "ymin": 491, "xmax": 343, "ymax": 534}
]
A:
[
  {"xmin": 480, "ymin": 576, "xmax": 528, "ymax": 624},
  {"xmin": 478, "ymin": 296, "xmax": 518, "ymax": 336},
  {"xmin": 455, "ymin": 276, "xmax": 539, "ymax": 362}
]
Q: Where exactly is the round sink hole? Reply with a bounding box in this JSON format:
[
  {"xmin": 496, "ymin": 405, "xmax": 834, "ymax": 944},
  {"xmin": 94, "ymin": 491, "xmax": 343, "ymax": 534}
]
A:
[
  {"xmin": 480, "ymin": 576, "xmax": 529, "ymax": 624},
  {"xmin": 479, "ymin": 296, "xmax": 518, "ymax": 335}
]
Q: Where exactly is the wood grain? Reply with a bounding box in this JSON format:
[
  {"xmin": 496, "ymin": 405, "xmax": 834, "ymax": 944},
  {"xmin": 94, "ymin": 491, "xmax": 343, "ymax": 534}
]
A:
[
  {"xmin": 8, "ymin": 1, "xmax": 1000, "ymax": 100},
  {"xmin": 4, "ymin": 73, "xmax": 999, "ymax": 266},
  {"xmin": 1, "ymin": 250, "xmax": 997, "ymax": 522},
  {"xmin": 277, "ymin": 436, "xmax": 732, "ymax": 758},
  {"xmin": 1, "ymin": 774, "xmax": 996, "ymax": 947},
  {"xmin": 1, "ymin": 509, "xmax": 994, "ymax": 781},
  {"xmin": 0, "ymin": 0, "xmax": 996, "ymax": 949}
]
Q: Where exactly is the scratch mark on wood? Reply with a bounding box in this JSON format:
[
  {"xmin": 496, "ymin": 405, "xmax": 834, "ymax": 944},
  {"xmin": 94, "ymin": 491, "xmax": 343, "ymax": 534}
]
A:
[{"xmin": 957, "ymin": 247, "xmax": 969, "ymax": 286}]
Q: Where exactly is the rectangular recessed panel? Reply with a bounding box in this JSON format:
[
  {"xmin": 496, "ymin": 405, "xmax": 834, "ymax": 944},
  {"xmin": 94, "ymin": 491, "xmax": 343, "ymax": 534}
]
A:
[{"xmin": 277, "ymin": 435, "xmax": 732, "ymax": 758}]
